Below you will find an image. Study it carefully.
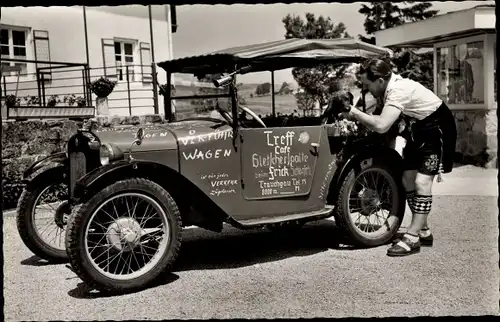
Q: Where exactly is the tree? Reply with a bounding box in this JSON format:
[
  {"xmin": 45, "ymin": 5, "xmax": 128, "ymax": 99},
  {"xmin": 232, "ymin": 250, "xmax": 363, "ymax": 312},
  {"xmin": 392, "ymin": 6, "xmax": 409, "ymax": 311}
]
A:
[
  {"xmin": 357, "ymin": 1, "xmax": 439, "ymax": 90},
  {"xmin": 295, "ymin": 90, "xmax": 316, "ymax": 116},
  {"xmin": 359, "ymin": 1, "xmax": 438, "ymax": 36},
  {"xmin": 255, "ymin": 82, "xmax": 271, "ymax": 96},
  {"xmin": 282, "ymin": 13, "xmax": 351, "ymax": 110},
  {"xmin": 278, "ymin": 81, "xmax": 292, "ymax": 95}
]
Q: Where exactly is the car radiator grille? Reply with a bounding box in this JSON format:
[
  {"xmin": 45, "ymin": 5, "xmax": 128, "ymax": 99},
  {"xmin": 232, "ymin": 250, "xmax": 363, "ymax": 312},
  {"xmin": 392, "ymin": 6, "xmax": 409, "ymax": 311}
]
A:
[{"xmin": 69, "ymin": 151, "xmax": 86, "ymax": 199}]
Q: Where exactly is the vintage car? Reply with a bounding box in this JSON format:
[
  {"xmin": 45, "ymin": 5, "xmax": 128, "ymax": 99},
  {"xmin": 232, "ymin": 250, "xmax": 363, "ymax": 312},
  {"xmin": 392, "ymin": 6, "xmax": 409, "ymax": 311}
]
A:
[{"xmin": 16, "ymin": 38, "xmax": 406, "ymax": 293}]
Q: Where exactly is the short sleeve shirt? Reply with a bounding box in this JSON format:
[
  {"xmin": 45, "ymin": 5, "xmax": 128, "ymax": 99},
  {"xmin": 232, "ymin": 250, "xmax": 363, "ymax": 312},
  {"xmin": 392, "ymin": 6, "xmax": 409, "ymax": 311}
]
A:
[{"xmin": 383, "ymin": 73, "xmax": 442, "ymax": 120}]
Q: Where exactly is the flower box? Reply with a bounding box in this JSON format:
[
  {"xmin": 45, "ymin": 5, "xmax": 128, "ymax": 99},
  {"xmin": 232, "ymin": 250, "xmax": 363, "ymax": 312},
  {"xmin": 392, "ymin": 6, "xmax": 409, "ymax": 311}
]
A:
[{"xmin": 7, "ymin": 106, "xmax": 96, "ymax": 120}]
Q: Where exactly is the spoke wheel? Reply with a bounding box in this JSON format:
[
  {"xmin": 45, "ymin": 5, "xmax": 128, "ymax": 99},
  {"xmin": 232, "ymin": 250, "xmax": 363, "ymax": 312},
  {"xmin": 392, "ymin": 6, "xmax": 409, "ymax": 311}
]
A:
[
  {"xmin": 334, "ymin": 160, "xmax": 405, "ymax": 247},
  {"xmin": 66, "ymin": 178, "xmax": 182, "ymax": 294},
  {"xmin": 16, "ymin": 166, "xmax": 69, "ymax": 262},
  {"xmin": 85, "ymin": 193, "xmax": 170, "ymax": 280}
]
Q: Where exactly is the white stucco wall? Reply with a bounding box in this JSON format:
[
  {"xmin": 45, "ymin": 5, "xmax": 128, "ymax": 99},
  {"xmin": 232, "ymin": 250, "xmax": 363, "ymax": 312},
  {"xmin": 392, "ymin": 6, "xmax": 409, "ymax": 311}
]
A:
[{"xmin": 1, "ymin": 5, "xmax": 173, "ymax": 116}]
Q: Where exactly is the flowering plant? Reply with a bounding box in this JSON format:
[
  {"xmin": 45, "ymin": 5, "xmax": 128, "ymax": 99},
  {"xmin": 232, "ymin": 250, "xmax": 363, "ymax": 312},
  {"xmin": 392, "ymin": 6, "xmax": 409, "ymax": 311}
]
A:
[
  {"xmin": 329, "ymin": 118, "xmax": 369, "ymax": 137},
  {"xmin": 63, "ymin": 94, "xmax": 87, "ymax": 107},
  {"xmin": 90, "ymin": 77, "xmax": 117, "ymax": 97}
]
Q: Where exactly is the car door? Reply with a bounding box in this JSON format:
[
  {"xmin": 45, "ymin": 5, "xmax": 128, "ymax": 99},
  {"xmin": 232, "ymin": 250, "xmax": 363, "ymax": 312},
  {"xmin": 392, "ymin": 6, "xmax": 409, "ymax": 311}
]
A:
[{"xmin": 239, "ymin": 125, "xmax": 323, "ymax": 200}]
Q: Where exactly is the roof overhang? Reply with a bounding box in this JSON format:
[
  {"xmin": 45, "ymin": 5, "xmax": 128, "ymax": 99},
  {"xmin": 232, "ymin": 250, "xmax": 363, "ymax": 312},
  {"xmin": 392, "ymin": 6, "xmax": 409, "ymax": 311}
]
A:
[{"xmin": 374, "ymin": 5, "xmax": 496, "ymax": 48}]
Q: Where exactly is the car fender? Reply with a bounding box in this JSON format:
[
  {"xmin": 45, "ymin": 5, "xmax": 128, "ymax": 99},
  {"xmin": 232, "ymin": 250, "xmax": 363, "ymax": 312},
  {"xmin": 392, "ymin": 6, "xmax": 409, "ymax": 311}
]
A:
[
  {"xmin": 72, "ymin": 159, "xmax": 189, "ymax": 203},
  {"xmin": 71, "ymin": 159, "xmax": 229, "ymax": 228},
  {"xmin": 21, "ymin": 165, "xmax": 67, "ymax": 194},
  {"xmin": 327, "ymin": 142, "xmax": 404, "ymax": 203},
  {"xmin": 339, "ymin": 143, "xmax": 403, "ymax": 181},
  {"xmin": 23, "ymin": 152, "xmax": 68, "ymax": 182}
]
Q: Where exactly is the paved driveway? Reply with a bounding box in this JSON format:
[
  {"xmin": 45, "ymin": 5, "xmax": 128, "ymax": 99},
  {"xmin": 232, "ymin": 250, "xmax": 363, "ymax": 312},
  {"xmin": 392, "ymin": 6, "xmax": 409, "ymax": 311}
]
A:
[{"xmin": 3, "ymin": 165, "xmax": 499, "ymax": 320}]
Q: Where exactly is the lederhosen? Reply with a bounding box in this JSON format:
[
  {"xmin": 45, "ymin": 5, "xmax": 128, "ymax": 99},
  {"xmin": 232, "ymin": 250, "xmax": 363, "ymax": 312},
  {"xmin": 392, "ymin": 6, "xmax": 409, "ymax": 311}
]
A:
[{"xmin": 400, "ymin": 102, "xmax": 457, "ymax": 176}]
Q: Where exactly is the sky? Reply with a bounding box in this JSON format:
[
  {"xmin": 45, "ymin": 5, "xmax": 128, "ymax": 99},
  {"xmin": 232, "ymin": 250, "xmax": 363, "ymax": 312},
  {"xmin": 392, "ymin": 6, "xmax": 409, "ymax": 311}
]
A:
[{"xmin": 171, "ymin": 1, "xmax": 494, "ymax": 84}]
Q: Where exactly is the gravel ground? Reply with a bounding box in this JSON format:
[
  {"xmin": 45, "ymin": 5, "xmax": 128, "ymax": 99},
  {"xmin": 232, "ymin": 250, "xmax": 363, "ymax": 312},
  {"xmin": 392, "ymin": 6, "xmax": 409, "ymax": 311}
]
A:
[{"xmin": 3, "ymin": 193, "xmax": 499, "ymax": 321}]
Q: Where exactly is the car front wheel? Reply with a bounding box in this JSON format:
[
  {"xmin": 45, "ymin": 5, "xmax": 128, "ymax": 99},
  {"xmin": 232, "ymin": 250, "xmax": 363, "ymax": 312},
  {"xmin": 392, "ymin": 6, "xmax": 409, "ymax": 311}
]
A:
[
  {"xmin": 65, "ymin": 178, "xmax": 182, "ymax": 294},
  {"xmin": 334, "ymin": 158, "xmax": 405, "ymax": 247}
]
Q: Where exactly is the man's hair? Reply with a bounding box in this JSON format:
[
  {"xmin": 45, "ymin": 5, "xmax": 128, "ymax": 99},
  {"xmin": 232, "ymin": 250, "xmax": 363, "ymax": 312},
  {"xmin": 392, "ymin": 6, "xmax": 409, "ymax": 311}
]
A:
[{"xmin": 358, "ymin": 58, "xmax": 393, "ymax": 82}]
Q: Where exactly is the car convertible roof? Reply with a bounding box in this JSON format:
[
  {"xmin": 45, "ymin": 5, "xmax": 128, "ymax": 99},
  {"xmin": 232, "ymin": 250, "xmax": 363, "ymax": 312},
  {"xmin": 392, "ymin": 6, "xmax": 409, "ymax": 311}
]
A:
[{"xmin": 156, "ymin": 38, "xmax": 393, "ymax": 76}]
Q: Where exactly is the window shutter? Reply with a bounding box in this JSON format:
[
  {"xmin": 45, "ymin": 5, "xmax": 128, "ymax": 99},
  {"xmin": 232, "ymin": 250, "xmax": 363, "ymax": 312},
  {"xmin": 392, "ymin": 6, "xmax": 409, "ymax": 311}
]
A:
[
  {"xmin": 101, "ymin": 38, "xmax": 117, "ymax": 79},
  {"xmin": 140, "ymin": 42, "xmax": 152, "ymax": 83},
  {"xmin": 33, "ymin": 30, "xmax": 52, "ymax": 81}
]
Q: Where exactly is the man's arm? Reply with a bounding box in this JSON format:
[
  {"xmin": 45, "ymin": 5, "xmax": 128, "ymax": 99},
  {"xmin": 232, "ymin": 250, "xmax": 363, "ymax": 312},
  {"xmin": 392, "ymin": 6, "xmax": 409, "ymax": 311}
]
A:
[
  {"xmin": 349, "ymin": 104, "xmax": 402, "ymax": 134},
  {"xmin": 349, "ymin": 85, "xmax": 411, "ymax": 134}
]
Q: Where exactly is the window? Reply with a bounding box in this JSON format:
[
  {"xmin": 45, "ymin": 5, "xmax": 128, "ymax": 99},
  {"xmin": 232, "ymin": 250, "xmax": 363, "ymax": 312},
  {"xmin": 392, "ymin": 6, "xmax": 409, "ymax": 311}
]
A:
[
  {"xmin": 114, "ymin": 40, "xmax": 135, "ymax": 81},
  {"xmin": 0, "ymin": 27, "xmax": 28, "ymax": 77},
  {"xmin": 436, "ymin": 41, "xmax": 484, "ymax": 105}
]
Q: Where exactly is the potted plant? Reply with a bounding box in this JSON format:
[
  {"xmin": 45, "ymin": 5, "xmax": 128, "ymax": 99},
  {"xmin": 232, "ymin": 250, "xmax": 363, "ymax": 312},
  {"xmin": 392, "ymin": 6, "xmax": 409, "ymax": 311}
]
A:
[
  {"xmin": 47, "ymin": 95, "xmax": 61, "ymax": 107},
  {"xmin": 5, "ymin": 94, "xmax": 20, "ymax": 107},
  {"xmin": 76, "ymin": 96, "xmax": 87, "ymax": 107},
  {"xmin": 90, "ymin": 77, "xmax": 117, "ymax": 115},
  {"xmin": 63, "ymin": 94, "xmax": 76, "ymax": 107}
]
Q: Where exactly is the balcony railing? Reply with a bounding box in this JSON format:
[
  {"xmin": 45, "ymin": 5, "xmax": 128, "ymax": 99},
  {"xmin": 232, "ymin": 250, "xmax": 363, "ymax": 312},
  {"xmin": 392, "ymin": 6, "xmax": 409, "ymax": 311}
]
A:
[{"xmin": 1, "ymin": 59, "xmax": 159, "ymax": 120}]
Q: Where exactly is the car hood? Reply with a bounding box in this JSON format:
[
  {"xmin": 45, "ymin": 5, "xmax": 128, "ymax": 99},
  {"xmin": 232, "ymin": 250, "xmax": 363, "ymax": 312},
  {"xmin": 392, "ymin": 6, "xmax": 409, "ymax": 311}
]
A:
[{"xmin": 92, "ymin": 119, "xmax": 229, "ymax": 152}]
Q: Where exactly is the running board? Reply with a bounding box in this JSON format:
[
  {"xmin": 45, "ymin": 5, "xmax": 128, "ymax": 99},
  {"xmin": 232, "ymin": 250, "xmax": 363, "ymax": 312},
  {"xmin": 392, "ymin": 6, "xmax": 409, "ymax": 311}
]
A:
[{"xmin": 233, "ymin": 205, "xmax": 335, "ymax": 227}]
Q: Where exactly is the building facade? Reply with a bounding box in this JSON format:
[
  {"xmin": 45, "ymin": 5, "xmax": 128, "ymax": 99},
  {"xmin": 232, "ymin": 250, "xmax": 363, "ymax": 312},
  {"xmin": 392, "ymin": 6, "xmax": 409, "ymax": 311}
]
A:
[
  {"xmin": 1, "ymin": 5, "xmax": 177, "ymax": 117},
  {"xmin": 374, "ymin": 4, "xmax": 497, "ymax": 168}
]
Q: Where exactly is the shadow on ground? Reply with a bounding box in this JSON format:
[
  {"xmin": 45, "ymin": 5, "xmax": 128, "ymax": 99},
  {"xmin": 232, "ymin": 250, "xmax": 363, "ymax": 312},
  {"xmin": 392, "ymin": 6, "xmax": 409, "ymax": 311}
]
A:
[
  {"xmin": 21, "ymin": 255, "xmax": 67, "ymax": 267},
  {"xmin": 67, "ymin": 273, "xmax": 180, "ymax": 299},
  {"xmin": 21, "ymin": 219, "xmax": 374, "ymax": 298},
  {"xmin": 65, "ymin": 220, "xmax": 353, "ymax": 298},
  {"xmin": 172, "ymin": 219, "xmax": 358, "ymax": 272}
]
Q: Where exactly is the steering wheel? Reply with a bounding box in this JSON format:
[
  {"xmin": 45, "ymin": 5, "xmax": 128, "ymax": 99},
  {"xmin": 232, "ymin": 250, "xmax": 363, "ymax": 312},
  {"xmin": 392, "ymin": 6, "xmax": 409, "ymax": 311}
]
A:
[
  {"xmin": 215, "ymin": 105, "xmax": 233, "ymax": 124},
  {"xmin": 213, "ymin": 104, "xmax": 266, "ymax": 128},
  {"xmin": 239, "ymin": 105, "xmax": 267, "ymax": 128}
]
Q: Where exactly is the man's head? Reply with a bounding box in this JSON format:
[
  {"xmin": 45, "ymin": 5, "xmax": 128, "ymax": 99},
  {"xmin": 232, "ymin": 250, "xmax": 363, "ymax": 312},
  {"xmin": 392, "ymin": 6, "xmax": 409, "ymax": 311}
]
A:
[{"xmin": 357, "ymin": 58, "xmax": 393, "ymax": 98}]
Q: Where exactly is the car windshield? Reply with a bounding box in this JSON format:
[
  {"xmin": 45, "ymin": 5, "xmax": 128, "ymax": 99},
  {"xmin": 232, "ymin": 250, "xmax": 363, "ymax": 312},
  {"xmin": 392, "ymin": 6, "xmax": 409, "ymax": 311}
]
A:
[
  {"xmin": 170, "ymin": 73, "xmax": 231, "ymax": 121},
  {"xmin": 170, "ymin": 65, "xmax": 376, "ymax": 122}
]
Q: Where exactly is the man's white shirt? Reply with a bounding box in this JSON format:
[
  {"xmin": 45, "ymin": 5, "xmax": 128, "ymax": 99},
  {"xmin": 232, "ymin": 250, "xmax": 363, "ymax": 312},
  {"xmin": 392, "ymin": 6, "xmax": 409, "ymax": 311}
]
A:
[{"xmin": 383, "ymin": 73, "xmax": 442, "ymax": 120}]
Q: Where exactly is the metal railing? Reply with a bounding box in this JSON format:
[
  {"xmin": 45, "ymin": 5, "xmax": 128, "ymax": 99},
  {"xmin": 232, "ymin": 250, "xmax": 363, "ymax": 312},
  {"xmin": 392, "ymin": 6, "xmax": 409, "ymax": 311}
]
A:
[{"xmin": 1, "ymin": 59, "xmax": 159, "ymax": 119}]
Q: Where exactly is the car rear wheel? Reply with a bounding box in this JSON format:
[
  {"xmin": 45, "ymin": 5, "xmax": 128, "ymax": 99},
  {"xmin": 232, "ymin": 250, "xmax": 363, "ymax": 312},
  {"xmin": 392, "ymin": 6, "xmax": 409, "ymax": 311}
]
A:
[
  {"xmin": 334, "ymin": 158, "xmax": 405, "ymax": 247},
  {"xmin": 16, "ymin": 166, "xmax": 69, "ymax": 262},
  {"xmin": 65, "ymin": 178, "xmax": 182, "ymax": 294}
]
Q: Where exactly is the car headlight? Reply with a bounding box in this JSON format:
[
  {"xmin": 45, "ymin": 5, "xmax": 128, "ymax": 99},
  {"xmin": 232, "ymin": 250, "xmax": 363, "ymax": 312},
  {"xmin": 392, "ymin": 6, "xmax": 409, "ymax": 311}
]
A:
[{"xmin": 99, "ymin": 143, "xmax": 124, "ymax": 165}]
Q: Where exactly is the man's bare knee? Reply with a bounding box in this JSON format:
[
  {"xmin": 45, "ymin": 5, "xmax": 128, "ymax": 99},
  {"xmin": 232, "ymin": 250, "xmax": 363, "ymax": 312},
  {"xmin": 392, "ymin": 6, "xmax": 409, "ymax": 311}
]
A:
[
  {"xmin": 414, "ymin": 173, "xmax": 434, "ymax": 195},
  {"xmin": 402, "ymin": 170, "xmax": 417, "ymax": 191}
]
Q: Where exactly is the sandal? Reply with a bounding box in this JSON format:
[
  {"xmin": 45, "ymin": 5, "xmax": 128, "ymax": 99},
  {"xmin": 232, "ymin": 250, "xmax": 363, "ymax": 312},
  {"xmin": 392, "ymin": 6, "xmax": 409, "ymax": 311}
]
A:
[
  {"xmin": 392, "ymin": 231, "xmax": 434, "ymax": 247},
  {"xmin": 387, "ymin": 235, "xmax": 421, "ymax": 257}
]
